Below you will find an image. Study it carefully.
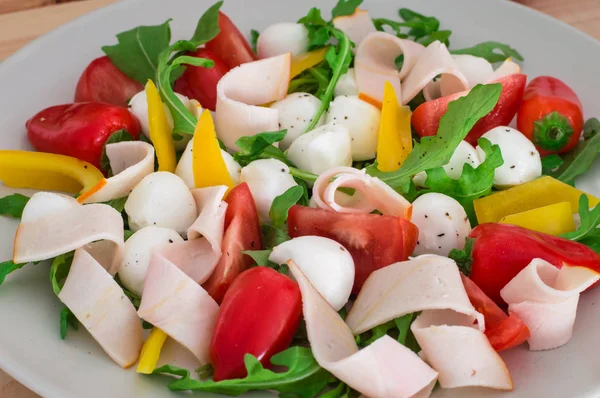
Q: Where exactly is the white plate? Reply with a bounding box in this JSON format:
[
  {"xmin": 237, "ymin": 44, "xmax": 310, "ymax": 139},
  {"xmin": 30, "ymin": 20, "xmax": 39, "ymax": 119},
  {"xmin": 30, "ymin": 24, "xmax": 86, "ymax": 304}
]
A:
[{"xmin": 1, "ymin": 0, "xmax": 600, "ymax": 397}]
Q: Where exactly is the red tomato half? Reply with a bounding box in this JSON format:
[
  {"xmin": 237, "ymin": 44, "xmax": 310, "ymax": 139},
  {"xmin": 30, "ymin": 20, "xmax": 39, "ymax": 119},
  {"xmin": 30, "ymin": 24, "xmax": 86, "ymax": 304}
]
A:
[
  {"xmin": 205, "ymin": 11, "xmax": 256, "ymax": 68},
  {"xmin": 202, "ymin": 183, "xmax": 262, "ymax": 303},
  {"xmin": 75, "ymin": 56, "xmax": 143, "ymax": 108},
  {"xmin": 287, "ymin": 205, "xmax": 418, "ymax": 293}
]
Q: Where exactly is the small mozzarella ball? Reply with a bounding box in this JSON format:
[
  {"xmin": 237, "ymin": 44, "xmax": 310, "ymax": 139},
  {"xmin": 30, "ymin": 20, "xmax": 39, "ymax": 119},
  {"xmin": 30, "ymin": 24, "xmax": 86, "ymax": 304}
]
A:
[
  {"xmin": 325, "ymin": 95, "xmax": 381, "ymax": 161},
  {"xmin": 412, "ymin": 193, "xmax": 472, "ymax": 257},
  {"xmin": 477, "ymin": 126, "xmax": 542, "ymax": 188},
  {"xmin": 414, "ymin": 141, "xmax": 481, "ymax": 187},
  {"xmin": 240, "ymin": 159, "xmax": 297, "ymax": 221},
  {"xmin": 257, "ymin": 23, "xmax": 309, "ymax": 59},
  {"xmin": 287, "ymin": 122, "xmax": 352, "ymax": 175},
  {"xmin": 334, "ymin": 68, "xmax": 358, "ymax": 97},
  {"xmin": 270, "ymin": 236, "xmax": 354, "ymax": 311},
  {"xmin": 270, "ymin": 93, "xmax": 326, "ymax": 150},
  {"xmin": 452, "ymin": 55, "xmax": 494, "ymax": 87},
  {"xmin": 175, "ymin": 140, "xmax": 241, "ymax": 188},
  {"xmin": 125, "ymin": 172, "xmax": 197, "ymax": 236},
  {"xmin": 21, "ymin": 192, "xmax": 78, "ymax": 223},
  {"xmin": 118, "ymin": 226, "xmax": 183, "ymax": 296}
]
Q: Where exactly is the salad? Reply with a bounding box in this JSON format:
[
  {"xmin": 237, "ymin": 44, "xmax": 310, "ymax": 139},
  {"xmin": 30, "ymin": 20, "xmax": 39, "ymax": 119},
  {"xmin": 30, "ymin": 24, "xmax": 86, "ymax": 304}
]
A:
[{"xmin": 2, "ymin": 0, "xmax": 600, "ymax": 397}]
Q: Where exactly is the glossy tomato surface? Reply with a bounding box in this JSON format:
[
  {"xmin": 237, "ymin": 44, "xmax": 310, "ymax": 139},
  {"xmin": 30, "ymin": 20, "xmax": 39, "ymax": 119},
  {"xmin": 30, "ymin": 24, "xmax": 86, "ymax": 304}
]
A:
[{"xmin": 205, "ymin": 12, "xmax": 256, "ymax": 68}]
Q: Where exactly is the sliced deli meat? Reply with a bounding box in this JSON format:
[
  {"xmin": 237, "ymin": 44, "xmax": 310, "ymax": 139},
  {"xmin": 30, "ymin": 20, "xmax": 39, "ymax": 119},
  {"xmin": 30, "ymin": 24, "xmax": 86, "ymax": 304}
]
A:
[{"xmin": 332, "ymin": 9, "xmax": 377, "ymax": 48}]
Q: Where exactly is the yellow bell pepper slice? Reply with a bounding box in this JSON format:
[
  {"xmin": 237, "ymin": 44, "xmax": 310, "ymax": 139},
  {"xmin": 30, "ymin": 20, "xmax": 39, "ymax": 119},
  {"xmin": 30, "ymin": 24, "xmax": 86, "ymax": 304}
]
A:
[
  {"xmin": 500, "ymin": 202, "xmax": 576, "ymax": 235},
  {"xmin": 0, "ymin": 150, "xmax": 104, "ymax": 195},
  {"xmin": 193, "ymin": 110, "xmax": 234, "ymax": 189},
  {"xmin": 474, "ymin": 176, "xmax": 600, "ymax": 224},
  {"xmin": 376, "ymin": 81, "xmax": 412, "ymax": 172},
  {"xmin": 146, "ymin": 80, "xmax": 176, "ymax": 173},
  {"xmin": 136, "ymin": 328, "xmax": 168, "ymax": 374},
  {"xmin": 290, "ymin": 48, "xmax": 328, "ymax": 78}
]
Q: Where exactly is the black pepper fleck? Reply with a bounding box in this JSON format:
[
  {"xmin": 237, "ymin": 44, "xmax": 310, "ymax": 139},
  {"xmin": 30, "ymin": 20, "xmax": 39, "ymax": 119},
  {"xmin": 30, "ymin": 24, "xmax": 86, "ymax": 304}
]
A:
[
  {"xmin": 437, "ymin": 233, "xmax": 445, "ymax": 237},
  {"xmin": 169, "ymin": 239, "xmax": 173, "ymax": 243},
  {"xmin": 510, "ymin": 165, "xmax": 516, "ymax": 169}
]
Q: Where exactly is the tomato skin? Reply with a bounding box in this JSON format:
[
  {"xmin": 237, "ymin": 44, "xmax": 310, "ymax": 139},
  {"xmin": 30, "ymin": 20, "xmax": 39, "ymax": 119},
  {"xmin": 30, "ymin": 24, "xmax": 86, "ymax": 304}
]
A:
[
  {"xmin": 202, "ymin": 183, "xmax": 262, "ymax": 303},
  {"xmin": 74, "ymin": 56, "xmax": 143, "ymax": 108},
  {"xmin": 287, "ymin": 205, "xmax": 418, "ymax": 293},
  {"xmin": 209, "ymin": 266, "xmax": 302, "ymax": 381},
  {"xmin": 205, "ymin": 11, "xmax": 256, "ymax": 68},
  {"xmin": 173, "ymin": 48, "xmax": 230, "ymax": 111},
  {"xmin": 412, "ymin": 74, "xmax": 527, "ymax": 145},
  {"xmin": 26, "ymin": 102, "xmax": 140, "ymax": 170}
]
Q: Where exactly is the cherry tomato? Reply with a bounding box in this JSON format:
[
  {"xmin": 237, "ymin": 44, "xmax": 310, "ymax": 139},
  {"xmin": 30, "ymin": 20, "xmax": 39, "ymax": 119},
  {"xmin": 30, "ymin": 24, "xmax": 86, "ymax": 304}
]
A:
[{"xmin": 205, "ymin": 11, "xmax": 256, "ymax": 68}]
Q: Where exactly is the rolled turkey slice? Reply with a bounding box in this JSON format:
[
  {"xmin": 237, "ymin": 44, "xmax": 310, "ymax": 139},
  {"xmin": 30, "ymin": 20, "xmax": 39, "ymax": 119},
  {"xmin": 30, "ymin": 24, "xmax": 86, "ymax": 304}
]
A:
[
  {"xmin": 288, "ymin": 260, "xmax": 438, "ymax": 398},
  {"xmin": 332, "ymin": 9, "xmax": 377, "ymax": 48},
  {"xmin": 500, "ymin": 258, "xmax": 600, "ymax": 351},
  {"xmin": 215, "ymin": 53, "xmax": 291, "ymax": 151},
  {"xmin": 58, "ymin": 248, "xmax": 143, "ymax": 368}
]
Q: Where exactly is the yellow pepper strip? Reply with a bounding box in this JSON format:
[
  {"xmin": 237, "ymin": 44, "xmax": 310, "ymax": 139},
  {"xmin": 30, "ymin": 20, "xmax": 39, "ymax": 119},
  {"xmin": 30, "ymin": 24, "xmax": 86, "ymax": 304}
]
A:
[
  {"xmin": 0, "ymin": 150, "xmax": 104, "ymax": 195},
  {"xmin": 500, "ymin": 202, "xmax": 576, "ymax": 236},
  {"xmin": 136, "ymin": 328, "xmax": 168, "ymax": 374},
  {"xmin": 290, "ymin": 47, "xmax": 328, "ymax": 79},
  {"xmin": 474, "ymin": 176, "xmax": 600, "ymax": 224},
  {"xmin": 193, "ymin": 110, "xmax": 234, "ymax": 189},
  {"xmin": 146, "ymin": 80, "xmax": 176, "ymax": 172},
  {"xmin": 376, "ymin": 81, "xmax": 412, "ymax": 172}
]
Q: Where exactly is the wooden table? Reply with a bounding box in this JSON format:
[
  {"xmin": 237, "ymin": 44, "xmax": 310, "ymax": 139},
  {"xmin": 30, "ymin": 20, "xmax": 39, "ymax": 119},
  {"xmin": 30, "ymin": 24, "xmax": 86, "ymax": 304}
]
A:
[{"xmin": 0, "ymin": 0, "xmax": 599, "ymax": 396}]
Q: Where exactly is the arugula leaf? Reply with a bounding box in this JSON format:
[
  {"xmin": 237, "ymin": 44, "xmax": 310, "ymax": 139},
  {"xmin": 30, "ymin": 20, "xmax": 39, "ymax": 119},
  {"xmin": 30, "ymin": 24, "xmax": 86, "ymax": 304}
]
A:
[
  {"xmin": 289, "ymin": 167, "xmax": 319, "ymax": 184},
  {"xmin": 294, "ymin": 178, "xmax": 311, "ymax": 206},
  {"xmin": 331, "ymin": 0, "xmax": 363, "ymax": 19},
  {"xmin": 102, "ymin": 20, "xmax": 172, "ymax": 84},
  {"xmin": 124, "ymin": 229, "xmax": 135, "ymax": 241},
  {"xmin": 541, "ymin": 154, "xmax": 564, "ymax": 175},
  {"xmin": 250, "ymin": 29, "xmax": 260, "ymax": 54},
  {"xmin": 233, "ymin": 130, "xmax": 287, "ymax": 166},
  {"xmin": 262, "ymin": 224, "xmax": 291, "ymax": 249},
  {"xmin": 356, "ymin": 313, "xmax": 419, "ymax": 353},
  {"xmin": 270, "ymin": 186, "xmax": 305, "ymax": 228},
  {"xmin": 191, "ymin": 1, "xmax": 223, "ymax": 43},
  {"xmin": 451, "ymin": 41, "xmax": 524, "ymax": 63},
  {"xmin": 155, "ymin": 346, "xmax": 331, "ymax": 397},
  {"xmin": 59, "ymin": 306, "xmax": 78, "ymax": 340},
  {"xmin": 50, "ymin": 252, "xmax": 74, "ymax": 296},
  {"xmin": 449, "ymin": 237, "xmax": 475, "ymax": 275},
  {"xmin": 373, "ymin": 9, "xmax": 442, "ymax": 43},
  {"xmin": 0, "ymin": 193, "xmax": 30, "ymax": 218},
  {"xmin": 0, "ymin": 260, "xmax": 25, "ymax": 287},
  {"xmin": 417, "ymin": 29, "xmax": 451, "ymax": 47},
  {"xmin": 561, "ymin": 195, "xmax": 600, "ymax": 243},
  {"xmin": 243, "ymin": 250, "xmax": 274, "ymax": 267},
  {"xmin": 103, "ymin": 197, "xmax": 128, "ymax": 213},
  {"xmin": 297, "ymin": 8, "xmax": 331, "ymax": 50},
  {"xmin": 115, "ymin": 275, "xmax": 141, "ymax": 309},
  {"xmin": 101, "ymin": 130, "xmax": 134, "ymax": 173}
]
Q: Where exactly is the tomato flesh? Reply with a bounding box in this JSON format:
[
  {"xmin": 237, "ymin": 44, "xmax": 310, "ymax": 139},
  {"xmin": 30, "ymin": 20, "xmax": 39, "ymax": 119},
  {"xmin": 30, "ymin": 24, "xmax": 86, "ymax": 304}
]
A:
[{"xmin": 205, "ymin": 11, "xmax": 256, "ymax": 68}]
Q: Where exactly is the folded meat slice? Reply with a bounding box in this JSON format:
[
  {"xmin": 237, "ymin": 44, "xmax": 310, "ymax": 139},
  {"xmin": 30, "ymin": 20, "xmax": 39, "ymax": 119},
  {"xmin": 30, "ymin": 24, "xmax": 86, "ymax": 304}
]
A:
[
  {"xmin": 500, "ymin": 258, "xmax": 600, "ymax": 351},
  {"xmin": 332, "ymin": 9, "xmax": 377, "ymax": 48}
]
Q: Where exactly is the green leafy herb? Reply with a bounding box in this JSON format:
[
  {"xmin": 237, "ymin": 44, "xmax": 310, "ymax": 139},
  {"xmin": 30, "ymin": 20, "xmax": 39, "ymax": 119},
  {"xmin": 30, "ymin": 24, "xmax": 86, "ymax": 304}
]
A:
[
  {"xmin": 289, "ymin": 167, "xmax": 319, "ymax": 184},
  {"xmin": 250, "ymin": 29, "xmax": 260, "ymax": 54},
  {"xmin": 50, "ymin": 252, "xmax": 74, "ymax": 296},
  {"xmin": 101, "ymin": 130, "xmax": 134, "ymax": 173},
  {"xmin": 297, "ymin": 8, "xmax": 330, "ymax": 50},
  {"xmin": 451, "ymin": 41, "xmax": 524, "ymax": 63},
  {"xmin": 59, "ymin": 306, "xmax": 78, "ymax": 340},
  {"xmin": 115, "ymin": 274, "xmax": 141, "ymax": 309},
  {"xmin": 262, "ymin": 224, "xmax": 291, "ymax": 249},
  {"xmin": 102, "ymin": 197, "xmax": 128, "ymax": 213},
  {"xmin": 270, "ymin": 186, "xmax": 305, "ymax": 228},
  {"xmin": 124, "ymin": 229, "xmax": 135, "ymax": 241},
  {"xmin": 331, "ymin": 0, "xmax": 363, "ymax": 19},
  {"xmin": 561, "ymin": 195, "xmax": 600, "ymax": 245},
  {"xmin": 0, "ymin": 260, "xmax": 25, "ymax": 287},
  {"xmin": 233, "ymin": 130, "xmax": 287, "ymax": 166},
  {"xmin": 449, "ymin": 237, "xmax": 475, "ymax": 275},
  {"xmin": 373, "ymin": 8, "xmax": 443, "ymax": 44},
  {"xmin": 0, "ymin": 193, "xmax": 30, "ymax": 218},
  {"xmin": 541, "ymin": 154, "xmax": 564, "ymax": 175},
  {"xmin": 417, "ymin": 29, "xmax": 451, "ymax": 46},
  {"xmin": 243, "ymin": 249, "xmax": 274, "ymax": 267},
  {"xmin": 356, "ymin": 313, "xmax": 419, "ymax": 352}
]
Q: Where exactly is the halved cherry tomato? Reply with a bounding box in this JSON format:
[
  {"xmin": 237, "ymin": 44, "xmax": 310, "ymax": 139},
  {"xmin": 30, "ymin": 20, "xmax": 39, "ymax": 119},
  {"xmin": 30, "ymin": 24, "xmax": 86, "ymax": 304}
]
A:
[
  {"xmin": 174, "ymin": 48, "xmax": 230, "ymax": 111},
  {"xmin": 205, "ymin": 11, "xmax": 256, "ymax": 68},
  {"xmin": 412, "ymin": 74, "xmax": 527, "ymax": 145},
  {"xmin": 209, "ymin": 266, "xmax": 302, "ymax": 381},
  {"xmin": 202, "ymin": 183, "xmax": 262, "ymax": 303},
  {"xmin": 75, "ymin": 56, "xmax": 143, "ymax": 108},
  {"xmin": 287, "ymin": 205, "xmax": 418, "ymax": 293}
]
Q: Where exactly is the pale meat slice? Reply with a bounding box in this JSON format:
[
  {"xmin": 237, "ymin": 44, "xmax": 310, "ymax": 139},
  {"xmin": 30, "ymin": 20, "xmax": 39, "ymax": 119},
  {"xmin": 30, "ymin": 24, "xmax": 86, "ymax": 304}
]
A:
[
  {"xmin": 58, "ymin": 248, "xmax": 143, "ymax": 368},
  {"xmin": 80, "ymin": 141, "xmax": 155, "ymax": 203},
  {"xmin": 500, "ymin": 258, "xmax": 600, "ymax": 351},
  {"xmin": 332, "ymin": 9, "xmax": 377, "ymax": 48},
  {"xmin": 312, "ymin": 166, "xmax": 412, "ymax": 219},
  {"xmin": 215, "ymin": 54, "xmax": 291, "ymax": 151},
  {"xmin": 487, "ymin": 59, "xmax": 522, "ymax": 82},
  {"xmin": 288, "ymin": 260, "xmax": 438, "ymax": 398}
]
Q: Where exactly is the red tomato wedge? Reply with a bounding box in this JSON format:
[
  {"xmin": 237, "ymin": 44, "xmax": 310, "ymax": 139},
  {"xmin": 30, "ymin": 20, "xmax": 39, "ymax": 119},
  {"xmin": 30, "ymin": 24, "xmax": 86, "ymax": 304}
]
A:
[
  {"xmin": 461, "ymin": 275, "xmax": 530, "ymax": 352},
  {"xmin": 174, "ymin": 48, "xmax": 230, "ymax": 111},
  {"xmin": 205, "ymin": 11, "xmax": 256, "ymax": 68},
  {"xmin": 412, "ymin": 74, "xmax": 527, "ymax": 145},
  {"xmin": 209, "ymin": 266, "xmax": 302, "ymax": 381},
  {"xmin": 202, "ymin": 183, "xmax": 262, "ymax": 303},
  {"xmin": 287, "ymin": 205, "xmax": 418, "ymax": 293},
  {"xmin": 75, "ymin": 56, "xmax": 143, "ymax": 108}
]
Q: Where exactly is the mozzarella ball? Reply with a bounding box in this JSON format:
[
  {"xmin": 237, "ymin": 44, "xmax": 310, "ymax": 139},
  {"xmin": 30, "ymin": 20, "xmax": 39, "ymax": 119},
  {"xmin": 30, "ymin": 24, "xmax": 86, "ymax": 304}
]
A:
[
  {"xmin": 414, "ymin": 140, "xmax": 481, "ymax": 187},
  {"xmin": 175, "ymin": 140, "xmax": 241, "ymax": 188},
  {"xmin": 240, "ymin": 159, "xmax": 297, "ymax": 221},
  {"xmin": 477, "ymin": 126, "xmax": 542, "ymax": 188},
  {"xmin": 118, "ymin": 226, "xmax": 183, "ymax": 296},
  {"xmin": 125, "ymin": 172, "xmax": 197, "ymax": 235},
  {"xmin": 257, "ymin": 23, "xmax": 310, "ymax": 59},
  {"xmin": 412, "ymin": 193, "xmax": 472, "ymax": 257},
  {"xmin": 334, "ymin": 68, "xmax": 358, "ymax": 97},
  {"xmin": 21, "ymin": 192, "xmax": 78, "ymax": 223},
  {"xmin": 270, "ymin": 93, "xmax": 326, "ymax": 150},
  {"xmin": 270, "ymin": 236, "xmax": 354, "ymax": 311},
  {"xmin": 452, "ymin": 55, "xmax": 494, "ymax": 87},
  {"xmin": 287, "ymin": 122, "xmax": 352, "ymax": 175},
  {"xmin": 325, "ymin": 95, "xmax": 381, "ymax": 161}
]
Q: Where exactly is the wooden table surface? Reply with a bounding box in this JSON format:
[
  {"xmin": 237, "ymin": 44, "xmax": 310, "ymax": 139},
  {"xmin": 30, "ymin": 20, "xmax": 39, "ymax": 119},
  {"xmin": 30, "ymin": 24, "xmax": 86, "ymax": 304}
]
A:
[{"xmin": 0, "ymin": 0, "xmax": 599, "ymax": 396}]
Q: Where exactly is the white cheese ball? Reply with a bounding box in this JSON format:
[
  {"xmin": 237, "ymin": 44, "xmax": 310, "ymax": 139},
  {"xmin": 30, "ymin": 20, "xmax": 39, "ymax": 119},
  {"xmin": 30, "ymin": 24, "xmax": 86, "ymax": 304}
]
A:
[
  {"xmin": 270, "ymin": 236, "xmax": 354, "ymax": 311},
  {"xmin": 21, "ymin": 192, "xmax": 78, "ymax": 223},
  {"xmin": 257, "ymin": 23, "xmax": 310, "ymax": 59},
  {"xmin": 270, "ymin": 93, "xmax": 326, "ymax": 150},
  {"xmin": 452, "ymin": 55, "xmax": 494, "ymax": 87},
  {"xmin": 175, "ymin": 140, "xmax": 241, "ymax": 188},
  {"xmin": 412, "ymin": 193, "xmax": 472, "ymax": 257},
  {"xmin": 325, "ymin": 95, "xmax": 381, "ymax": 161},
  {"xmin": 477, "ymin": 126, "xmax": 542, "ymax": 188},
  {"xmin": 414, "ymin": 140, "xmax": 481, "ymax": 187},
  {"xmin": 287, "ymin": 122, "xmax": 352, "ymax": 175},
  {"xmin": 334, "ymin": 68, "xmax": 358, "ymax": 97},
  {"xmin": 125, "ymin": 172, "xmax": 197, "ymax": 236},
  {"xmin": 240, "ymin": 159, "xmax": 298, "ymax": 222},
  {"xmin": 118, "ymin": 226, "xmax": 183, "ymax": 296}
]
